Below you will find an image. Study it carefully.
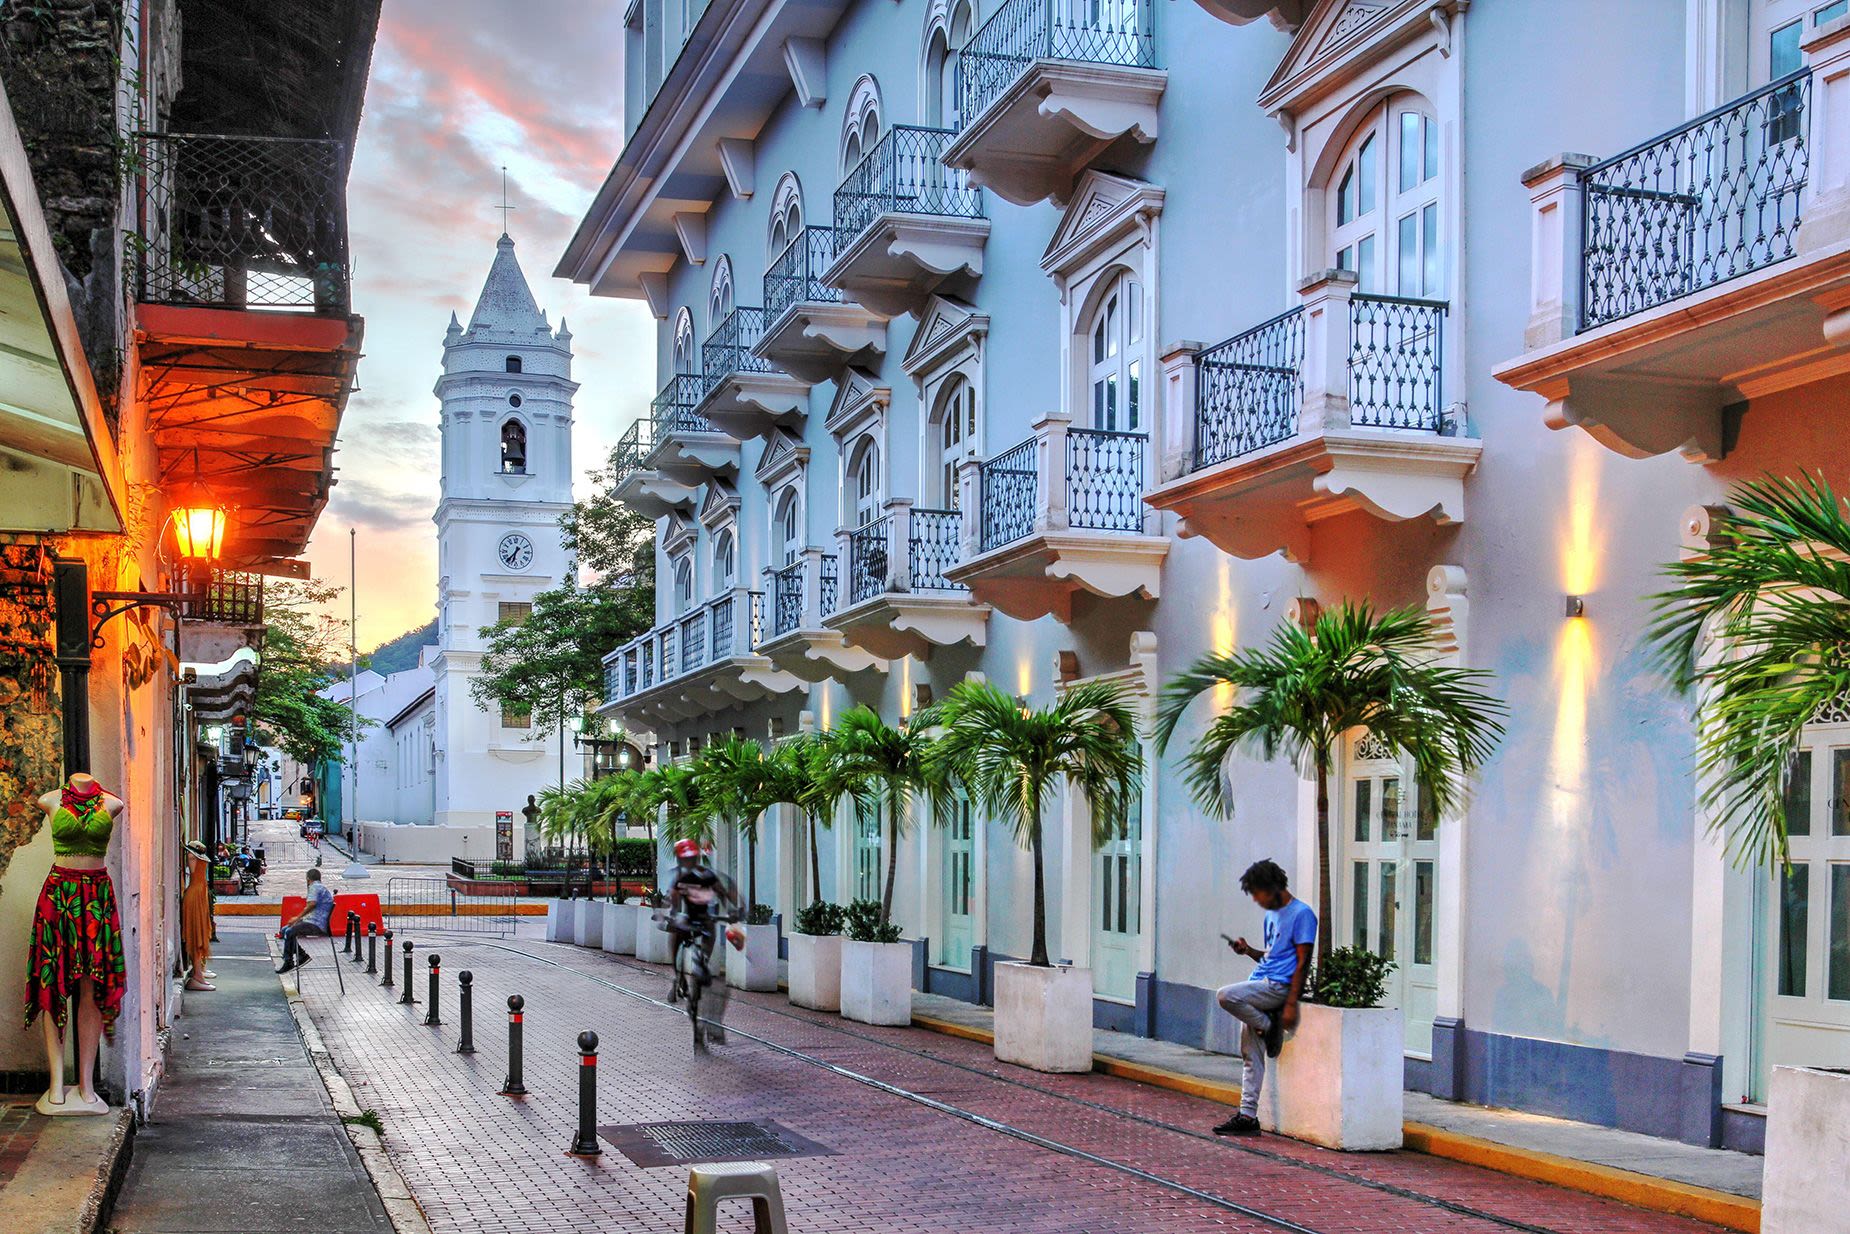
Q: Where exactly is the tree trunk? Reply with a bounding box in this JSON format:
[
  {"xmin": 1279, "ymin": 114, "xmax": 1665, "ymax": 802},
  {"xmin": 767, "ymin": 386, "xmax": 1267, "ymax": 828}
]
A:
[
  {"xmin": 1314, "ymin": 747, "xmax": 1333, "ymax": 968},
  {"xmin": 1029, "ymin": 796, "xmax": 1049, "ymax": 966},
  {"xmin": 746, "ymin": 819, "xmax": 758, "ymax": 910},
  {"xmin": 807, "ymin": 814, "xmax": 822, "ymax": 907},
  {"xmin": 880, "ymin": 784, "xmax": 901, "ymax": 926}
]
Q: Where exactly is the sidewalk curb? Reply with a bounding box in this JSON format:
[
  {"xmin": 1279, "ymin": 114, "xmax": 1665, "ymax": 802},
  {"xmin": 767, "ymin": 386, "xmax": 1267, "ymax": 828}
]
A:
[
  {"xmin": 79, "ymin": 1107, "xmax": 135, "ymax": 1234},
  {"xmin": 910, "ymin": 1013, "xmax": 1759, "ymax": 1233},
  {"xmin": 274, "ymin": 942, "xmax": 435, "ymax": 1234}
]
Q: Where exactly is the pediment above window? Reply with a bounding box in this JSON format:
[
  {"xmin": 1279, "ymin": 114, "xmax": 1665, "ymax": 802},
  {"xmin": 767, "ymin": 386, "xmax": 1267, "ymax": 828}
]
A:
[
  {"xmin": 902, "ymin": 295, "xmax": 989, "ymax": 380},
  {"xmin": 1040, "ymin": 172, "xmax": 1165, "ymax": 278},
  {"xmin": 823, "ymin": 366, "xmax": 891, "ymax": 441},
  {"xmin": 663, "ymin": 509, "xmax": 698, "ymax": 555},
  {"xmin": 698, "ymin": 479, "xmax": 740, "ymax": 531},
  {"xmin": 754, "ymin": 428, "xmax": 810, "ymax": 488},
  {"xmin": 1258, "ymin": 0, "xmax": 1463, "ymax": 117}
]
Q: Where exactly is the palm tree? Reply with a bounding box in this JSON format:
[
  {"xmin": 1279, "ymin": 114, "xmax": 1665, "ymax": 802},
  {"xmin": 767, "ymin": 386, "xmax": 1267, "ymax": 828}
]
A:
[
  {"xmin": 692, "ymin": 737, "xmax": 776, "ymax": 909},
  {"xmin": 1648, "ymin": 473, "xmax": 1850, "ymax": 869},
  {"xmin": 824, "ymin": 705, "xmax": 946, "ymax": 927},
  {"xmin": 537, "ymin": 779, "xmax": 591, "ymax": 895},
  {"xmin": 1155, "ymin": 602, "xmax": 1505, "ymax": 961},
  {"xmin": 931, "ymin": 679, "xmax": 1141, "ymax": 968},
  {"xmin": 780, "ymin": 734, "xmax": 847, "ymax": 906},
  {"xmin": 652, "ymin": 762, "xmax": 710, "ymax": 847}
]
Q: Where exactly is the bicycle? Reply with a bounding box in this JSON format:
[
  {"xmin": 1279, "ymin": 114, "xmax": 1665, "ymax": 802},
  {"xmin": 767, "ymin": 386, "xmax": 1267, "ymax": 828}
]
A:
[{"xmin": 670, "ymin": 915, "xmax": 723, "ymax": 1049}]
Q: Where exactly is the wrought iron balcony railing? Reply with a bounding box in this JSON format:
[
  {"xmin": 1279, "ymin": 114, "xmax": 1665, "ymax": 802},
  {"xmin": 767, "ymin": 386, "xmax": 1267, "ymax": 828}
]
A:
[
  {"xmin": 136, "ymin": 132, "xmax": 350, "ymax": 312},
  {"xmin": 819, "ymin": 553, "xmax": 840, "ymax": 617},
  {"xmin": 979, "ymin": 438, "xmax": 1038, "ymax": 552},
  {"xmin": 186, "ymin": 569, "xmax": 265, "ymax": 625},
  {"xmin": 764, "ymin": 227, "xmax": 841, "ymax": 324},
  {"xmin": 701, "ymin": 307, "xmax": 779, "ymax": 398},
  {"xmin": 909, "ymin": 508, "xmax": 967, "ymax": 591},
  {"xmin": 834, "ymin": 125, "xmax": 984, "ymax": 249},
  {"xmin": 651, "ymin": 372, "xmax": 707, "ymax": 428},
  {"xmin": 611, "ymin": 417, "xmax": 656, "ymax": 485},
  {"xmin": 769, "ymin": 559, "xmax": 805, "ymax": 638},
  {"xmin": 1066, "ymin": 429, "xmax": 1146, "ymax": 532},
  {"xmin": 847, "ymin": 517, "xmax": 892, "ymax": 607},
  {"xmin": 1194, "ymin": 308, "xmax": 1306, "ymax": 469},
  {"xmin": 602, "ymin": 589, "xmax": 767, "ymax": 702},
  {"xmin": 1349, "ymin": 294, "xmax": 1447, "ymax": 430},
  {"xmin": 954, "ymin": 0, "xmax": 1158, "ymax": 130},
  {"xmin": 1579, "ymin": 69, "xmax": 1811, "ymax": 330}
]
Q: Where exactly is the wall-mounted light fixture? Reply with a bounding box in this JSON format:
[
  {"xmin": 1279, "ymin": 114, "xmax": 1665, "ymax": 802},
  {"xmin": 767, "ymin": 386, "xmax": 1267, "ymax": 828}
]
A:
[{"xmin": 1564, "ymin": 595, "xmax": 1586, "ymax": 619}]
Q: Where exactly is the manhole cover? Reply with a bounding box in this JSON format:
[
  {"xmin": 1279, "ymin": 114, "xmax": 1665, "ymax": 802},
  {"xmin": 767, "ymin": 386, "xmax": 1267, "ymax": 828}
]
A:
[{"xmin": 598, "ymin": 1119, "xmax": 834, "ymax": 1168}]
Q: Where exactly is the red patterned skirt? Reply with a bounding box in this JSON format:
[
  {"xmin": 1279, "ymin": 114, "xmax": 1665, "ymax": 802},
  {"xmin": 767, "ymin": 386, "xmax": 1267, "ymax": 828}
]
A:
[{"xmin": 24, "ymin": 866, "xmax": 126, "ymax": 1038}]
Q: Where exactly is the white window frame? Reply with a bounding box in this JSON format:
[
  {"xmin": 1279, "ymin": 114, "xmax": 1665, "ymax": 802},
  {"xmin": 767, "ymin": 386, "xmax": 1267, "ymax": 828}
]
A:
[
  {"xmin": 767, "ymin": 173, "xmax": 805, "ymax": 264},
  {"xmin": 672, "ymin": 307, "xmax": 696, "ymax": 374},
  {"xmin": 841, "ymin": 75, "xmax": 885, "ymax": 176},
  {"xmin": 708, "ymin": 255, "xmax": 735, "ymax": 332},
  {"xmin": 921, "ymin": 0, "xmax": 978, "ymax": 127},
  {"xmin": 1326, "ymin": 98, "xmax": 1442, "ymax": 298}
]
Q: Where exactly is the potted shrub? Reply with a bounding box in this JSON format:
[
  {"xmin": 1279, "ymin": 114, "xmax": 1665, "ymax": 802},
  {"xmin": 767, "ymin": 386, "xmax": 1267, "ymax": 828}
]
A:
[
  {"xmin": 933, "ymin": 679, "xmax": 1141, "ymax": 1073},
  {"xmin": 787, "ymin": 901, "xmax": 845, "ymax": 1011},
  {"xmin": 725, "ymin": 902, "xmax": 780, "ymax": 992},
  {"xmin": 634, "ymin": 890, "xmax": 676, "ymax": 964},
  {"xmin": 838, "ymin": 899, "xmax": 910, "ymax": 1025},
  {"xmin": 1251, "ymin": 947, "xmax": 1401, "ymax": 1150}
]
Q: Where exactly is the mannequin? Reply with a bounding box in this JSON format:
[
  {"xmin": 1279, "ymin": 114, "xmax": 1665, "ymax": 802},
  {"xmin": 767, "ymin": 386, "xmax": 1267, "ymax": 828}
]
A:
[
  {"xmin": 27, "ymin": 773, "xmax": 127, "ymax": 1115},
  {"xmin": 181, "ymin": 840, "xmax": 215, "ymax": 991}
]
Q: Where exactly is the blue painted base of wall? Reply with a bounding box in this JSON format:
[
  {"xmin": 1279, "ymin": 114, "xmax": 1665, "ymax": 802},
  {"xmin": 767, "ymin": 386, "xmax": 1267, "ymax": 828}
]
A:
[{"xmin": 1721, "ymin": 1105, "xmax": 1765, "ymax": 1155}]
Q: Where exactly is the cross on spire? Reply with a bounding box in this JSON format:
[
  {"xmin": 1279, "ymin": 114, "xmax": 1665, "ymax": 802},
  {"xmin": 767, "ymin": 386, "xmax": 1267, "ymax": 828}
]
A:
[{"xmin": 494, "ymin": 166, "xmax": 516, "ymax": 235}]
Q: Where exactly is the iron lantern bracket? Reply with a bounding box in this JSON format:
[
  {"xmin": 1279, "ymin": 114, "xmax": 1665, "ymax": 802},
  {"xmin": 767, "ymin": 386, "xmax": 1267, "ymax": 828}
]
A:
[{"xmin": 90, "ymin": 591, "xmax": 187, "ymax": 648}]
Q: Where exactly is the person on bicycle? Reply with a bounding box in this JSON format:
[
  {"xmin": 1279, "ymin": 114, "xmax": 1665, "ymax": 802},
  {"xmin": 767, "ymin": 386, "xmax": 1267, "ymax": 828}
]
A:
[{"xmin": 663, "ymin": 839, "xmax": 740, "ymax": 1004}]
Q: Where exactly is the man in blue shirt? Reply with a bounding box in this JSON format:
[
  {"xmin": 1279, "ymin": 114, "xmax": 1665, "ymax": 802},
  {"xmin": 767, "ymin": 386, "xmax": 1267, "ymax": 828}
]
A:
[
  {"xmin": 1213, "ymin": 859, "xmax": 1317, "ymax": 1137},
  {"xmin": 277, "ymin": 868, "xmax": 336, "ymax": 974}
]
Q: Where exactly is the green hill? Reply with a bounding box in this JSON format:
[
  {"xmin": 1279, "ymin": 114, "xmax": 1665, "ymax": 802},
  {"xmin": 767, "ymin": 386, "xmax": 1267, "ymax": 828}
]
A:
[{"xmin": 365, "ymin": 618, "xmax": 437, "ymax": 675}]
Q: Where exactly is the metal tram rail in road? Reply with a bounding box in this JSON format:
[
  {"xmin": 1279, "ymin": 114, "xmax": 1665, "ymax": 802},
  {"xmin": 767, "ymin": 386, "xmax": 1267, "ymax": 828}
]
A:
[
  {"xmin": 382, "ymin": 876, "xmax": 516, "ymax": 936},
  {"xmin": 441, "ymin": 935, "xmax": 1575, "ymax": 1234}
]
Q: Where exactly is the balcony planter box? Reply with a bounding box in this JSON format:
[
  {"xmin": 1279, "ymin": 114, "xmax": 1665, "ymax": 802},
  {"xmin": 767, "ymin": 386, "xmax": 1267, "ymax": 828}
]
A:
[
  {"xmin": 635, "ymin": 911, "xmax": 676, "ymax": 964},
  {"xmin": 601, "ymin": 902, "xmax": 639, "ymax": 956},
  {"xmin": 572, "ymin": 899, "xmax": 606, "ymax": 949},
  {"xmin": 1763, "ymin": 1066, "xmax": 1850, "ymax": 1233},
  {"xmin": 787, "ymin": 933, "xmax": 842, "ymax": 1011},
  {"xmin": 1257, "ymin": 1003, "xmax": 1402, "ymax": 1150},
  {"xmin": 725, "ymin": 922, "xmax": 780, "ymax": 992},
  {"xmin": 839, "ymin": 939, "xmax": 911, "ymax": 1025},
  {"xmin": 544, "ymin": 898, "xmax": 573, "ymax": 943},
  {"xmin": 994, "ymin": 962, "xmax": 1094, "ymax": 1073}
]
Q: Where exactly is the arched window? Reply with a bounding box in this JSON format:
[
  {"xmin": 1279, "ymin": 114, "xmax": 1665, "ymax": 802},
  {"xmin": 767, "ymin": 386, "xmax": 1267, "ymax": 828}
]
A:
[
  {"xmin": 672, "ymin": 308, "xmax": 696, "ymax": 374},
  {"xmin": 933, "ymin": 374, "xmax": 977, "ymax": 507},
  {"xmin": 924, "ymin": 1, "xmax": 975, "ymax": 127},
  {"xmin": 672, "ymin": 557, "xmax": 694, "ymax": 613},
  {"xmin": 775, "ymin": 489, "xmax": 802, "ymax": 566},
  {"xmin": 848, "ymin": 436, "xmax": 881, "ymax": 528},
  {"xmin": 504, "ymin": 355, "xmax": 522, "ymax": 373},
  {"xmin": 708, "ymin": 256, "xmax": 735, "ymax": 331},
  {"xmin": 1329, "ymin": 97, "xmax": 1440, "ymax": 297},
  {"xmin": 499, "ymin": 419, "xmax": 528, "ymax": 474},
  {"xmin": 712, "ymin": 529, "xmax": 736, "ymax": 594},
  {"xmin": 767, "ymin": 174, "xmax": 804, "ymax": 264},
  {"xmin": 841, "ymin": 76, "xmax": 884, "ymax": 174},
  {"xmin": 1085, "ymin": 270, "xmax": 1143, "ymax": 433}
]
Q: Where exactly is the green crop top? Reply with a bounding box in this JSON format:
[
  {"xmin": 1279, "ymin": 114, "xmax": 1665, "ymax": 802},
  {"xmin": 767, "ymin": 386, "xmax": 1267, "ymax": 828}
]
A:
[{"xmin": 51, "ymin": 802, "xmax": 114, "ymax": 858}]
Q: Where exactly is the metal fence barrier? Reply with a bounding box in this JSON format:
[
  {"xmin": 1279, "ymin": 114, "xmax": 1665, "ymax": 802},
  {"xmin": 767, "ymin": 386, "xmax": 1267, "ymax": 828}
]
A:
[{"xmin": 383, "ymin": 876, "xmax": 516, "ymax": 936}]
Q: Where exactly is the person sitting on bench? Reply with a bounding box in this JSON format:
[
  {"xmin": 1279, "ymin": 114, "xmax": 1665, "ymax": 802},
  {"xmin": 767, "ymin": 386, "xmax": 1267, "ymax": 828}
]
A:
[{"xmin": 277, "ymin": 868, "xmax": 335, "ymax": 974}]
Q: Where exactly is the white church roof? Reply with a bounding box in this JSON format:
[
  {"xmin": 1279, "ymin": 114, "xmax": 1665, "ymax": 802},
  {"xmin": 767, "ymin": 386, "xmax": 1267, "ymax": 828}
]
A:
[{"xmin": 466, "ymin": 233, "xmax": 548, "ymax": 336}]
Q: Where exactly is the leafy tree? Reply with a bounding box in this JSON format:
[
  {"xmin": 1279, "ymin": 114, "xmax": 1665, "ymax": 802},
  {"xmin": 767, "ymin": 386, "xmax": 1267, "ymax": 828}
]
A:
[
  {"xmin": 1155, "ymin": 602, "xmax": 1505, "ymax": 962},
  {"xmin": 1648, "ymin": 473, "xmax": 1850, "ymax": 869},
  {"xmin": 931, "ymin": 679, "xmax": 1141, "ymax": 968},
  {"xmin": 252, "ymin": 581, "xmax": 363, "ymax": 790},
  {"xmin": 823, "ymin": 707, "xmax": 947, "ymax": 928},
  {"xmin": 691, "ymin": 738, "xmax": 775, "ymax": 909}
]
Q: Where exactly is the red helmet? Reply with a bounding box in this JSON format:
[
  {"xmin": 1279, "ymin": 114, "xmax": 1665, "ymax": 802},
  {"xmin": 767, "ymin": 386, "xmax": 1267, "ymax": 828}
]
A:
[{"xmin": 673, "ymin": 839, "xmax": 701, "ymax": 860}]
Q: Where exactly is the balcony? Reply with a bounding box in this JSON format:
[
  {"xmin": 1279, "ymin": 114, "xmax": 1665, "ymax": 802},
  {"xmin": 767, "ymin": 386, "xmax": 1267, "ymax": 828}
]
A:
[
  {"xmin": 691, "ymin": 305, "xmax": 807, "ymax": 441},
  {"xmin": 825, "ymin": 501, "xmax": 990, "ymax": 659},
  {"xmin": 943, "ymin": 0, "xmax": 1164, "ymax": 207},
  {"xmin": 649, "ymin": 372, "xmax": 740, "ymax": 482},
  {"xmin": 134, "ymin": 132, "xmax": 362, "ymax": 568},
  {"xmin": 754, "ymin": 548, "xmax": 887, "ymax": 681},
  {"xmin": 1146, "ymin": 272, "xmax": 1480, "ymax": 562},
  {"xmin": 945, "ymin": 414, "xmax": 1166, "ymax": 621},
  {"xmin": 610, "ymin": 415, "xmax": 697, "ymax": 518},
  {"xmin": 754, "ymin": 227, "xmax": 887, "ymax": 384},
  {"xmin": 1496, "ymin": 23, "xmax": 1850, "ymax": 461},
  {"xmin": 599, "ymin": 588, "xmax": 801, "ymax": 730},
  {"xmin": 825, "ymin": 126, "xmax": 989, "ymax": 318}
]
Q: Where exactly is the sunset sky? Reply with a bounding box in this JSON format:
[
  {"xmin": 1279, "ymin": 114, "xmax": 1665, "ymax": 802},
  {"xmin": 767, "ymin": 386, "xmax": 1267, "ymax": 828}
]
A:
[{"xmin": 300, "ymin": 0, "xmax": 653, "ymax": 649}]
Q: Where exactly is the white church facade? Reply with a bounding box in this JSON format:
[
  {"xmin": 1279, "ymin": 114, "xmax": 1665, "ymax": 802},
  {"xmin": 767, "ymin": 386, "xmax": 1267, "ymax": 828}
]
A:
[{"xmin": 335, "ymin": 233, "xmax": 578, "ymax": 860}]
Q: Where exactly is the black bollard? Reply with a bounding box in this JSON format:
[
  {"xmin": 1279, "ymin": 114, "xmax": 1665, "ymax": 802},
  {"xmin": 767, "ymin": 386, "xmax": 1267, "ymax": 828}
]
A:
[
  {"xmin": 381, "ymin": 929, "xmax": 395, "ymax": 989},
  {"xmin": 456, "ymin": 972, "xmax": 475, "ymax": 1054},
  {"xmin": 366, "ymin": 923, "xmax": 378, "ymax": 975},
  {"xmin": 342, "ymin": 911, "xmax": 355, "ymax": 955},
  {"xmin": 351, "ymin": 916, "xmax": 368, "ymax": 967},
  {"xmin": 567, "ymin": 1031, "xmax": 601, "ymax": 1156},
  {"xmin": 500, "ymin": 995, "xmax": 527, "ymax": 1095},
  {"xmin": 399, "ymin": 941, "xmax": 418, "ymax": 1005},
  {"xmin": 424, "ymin": 953, "xmax": 442, "ymax": 1026}
]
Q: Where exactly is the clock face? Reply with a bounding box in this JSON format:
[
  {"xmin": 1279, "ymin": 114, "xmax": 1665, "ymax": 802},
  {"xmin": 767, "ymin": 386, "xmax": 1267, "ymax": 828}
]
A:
[{"xmin": 497, "ymin": 532, "xmax": 534, "ymax": 571}]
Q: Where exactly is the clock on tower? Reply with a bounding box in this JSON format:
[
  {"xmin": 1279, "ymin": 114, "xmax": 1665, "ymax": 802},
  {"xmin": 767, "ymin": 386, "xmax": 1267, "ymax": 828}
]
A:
[{"xmin": 497, "ymin": 532, "xmax": 534, "ymax": 571}]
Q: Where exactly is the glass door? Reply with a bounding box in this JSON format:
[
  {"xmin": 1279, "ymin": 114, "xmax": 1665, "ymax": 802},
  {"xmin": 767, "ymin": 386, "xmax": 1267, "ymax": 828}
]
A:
[
  {"xmin": 1092, "ymin": 791, "xmax": 1142, "ymax": 1002},
  {"xmin": 853, "ymin": 797, "xmax": 883, "ymax": 904},
  {"xmin": 939, "ymin": 795, "xmax": 975, "ymax": 970}
]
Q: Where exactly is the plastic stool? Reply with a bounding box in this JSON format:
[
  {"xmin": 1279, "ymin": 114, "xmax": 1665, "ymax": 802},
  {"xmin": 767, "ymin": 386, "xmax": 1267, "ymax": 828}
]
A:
[{"xmin": 683, "ymin": 1161, "xmax": 787, "ymax": 1234}]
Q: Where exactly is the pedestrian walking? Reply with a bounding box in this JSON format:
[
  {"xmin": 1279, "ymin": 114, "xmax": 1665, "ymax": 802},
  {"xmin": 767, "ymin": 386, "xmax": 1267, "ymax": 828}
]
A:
[{"xmin": 1213, "ymin": 859, "xmax": 1314, "ymax": 1138}]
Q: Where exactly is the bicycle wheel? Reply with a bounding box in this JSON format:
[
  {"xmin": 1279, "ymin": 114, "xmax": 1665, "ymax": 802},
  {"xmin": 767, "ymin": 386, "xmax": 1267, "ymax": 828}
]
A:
[{"xmin": 687, "ymin": 969, "xmax": 704, "ymax": 1050}]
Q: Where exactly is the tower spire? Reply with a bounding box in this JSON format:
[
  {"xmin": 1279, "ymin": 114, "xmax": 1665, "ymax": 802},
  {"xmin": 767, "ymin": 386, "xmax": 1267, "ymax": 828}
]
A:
[{"xmin": 494, "ymin": 165, "xmax": 516, "ymax": 238}]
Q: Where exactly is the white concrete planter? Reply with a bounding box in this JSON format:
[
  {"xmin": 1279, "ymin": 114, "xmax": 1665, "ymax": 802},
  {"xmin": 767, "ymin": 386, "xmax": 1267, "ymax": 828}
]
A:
[
  {"xmin": 725, "ymin": 922, "xmax": 781, "ymax": 991},
  {"xmin": 1257, "ymin": 1002, "xmax": 1403, "ymax": 1150},
  {"xmin": 635, "ymin": 911, "xmax": 676, "ymax": 964},
  {"xmin": 573, "ymin": 899, "xmax": 606, "ymax": 949},
  {"xmin": 1763, "ymin": 1065, "xmax": 1850, "ymax": 1233},
  {"xmin": 839, "ymin": 939, "xmax": 911, "ymax": 1025},
  {"xmin": 600, "ymin": 903, "xmax": 639, "ymax": 955},
  {"xmin": 544, "ymin": 898, "xmax": 572, "ymax": 943},
  {"xmin": 994, "ymin": 962, "xmax": 1095, "ymax": 1073},
  {"xmin": 787, "ymin": 933, "xmax": 842, "ymax": 1011}
]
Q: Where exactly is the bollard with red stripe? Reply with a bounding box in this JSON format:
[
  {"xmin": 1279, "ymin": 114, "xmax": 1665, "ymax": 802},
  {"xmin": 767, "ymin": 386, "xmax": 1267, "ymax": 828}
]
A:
[
  {"xmin": 424, "ymin": 953, "xmax": 442, "ymax": 1026},
  {"xmin": 499, "ymin": 995, "xmax": 526, "ymax": 1095},
  {"xmin": 380, "ymin": 929, "xmax": 395, "ymax": 989},
  {"xmin": 567, "ymin": 1031, "xmax": 601, "ymax": 1156}
]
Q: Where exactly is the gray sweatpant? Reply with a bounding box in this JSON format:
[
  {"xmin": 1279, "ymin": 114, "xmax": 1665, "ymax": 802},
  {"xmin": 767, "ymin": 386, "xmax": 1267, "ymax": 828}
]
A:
[{"xmin": 1216, "ymin": 979, "xmax": 1288, "ymax": 1117}]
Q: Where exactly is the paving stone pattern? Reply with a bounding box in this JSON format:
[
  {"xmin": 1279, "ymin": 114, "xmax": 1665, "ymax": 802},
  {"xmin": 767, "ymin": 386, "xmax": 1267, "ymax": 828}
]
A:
[
  {"xmin": 0, "ymin": 1100, "xmax": 38, "ymax": 1187},
  {"xmin": 295, "ymin": 924, "xmax": 1731, "ymax": 1234}
]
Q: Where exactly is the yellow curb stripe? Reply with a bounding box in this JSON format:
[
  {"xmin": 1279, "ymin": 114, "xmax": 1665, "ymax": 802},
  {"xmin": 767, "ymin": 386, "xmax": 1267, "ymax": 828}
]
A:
[
  {"xmin": 214, "ymin": 901, "xmax": 549, "ymax": 917},
  {"xmin": 910, "ymin": 1012, "xmax": 1759, "ymax": 1232}
]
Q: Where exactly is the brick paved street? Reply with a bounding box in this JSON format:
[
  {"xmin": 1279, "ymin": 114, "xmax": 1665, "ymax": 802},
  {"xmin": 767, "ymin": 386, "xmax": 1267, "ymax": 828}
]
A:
[{"xmin": 286, "ymin": 923, "xmax": 1732, "ymax": 1234}]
